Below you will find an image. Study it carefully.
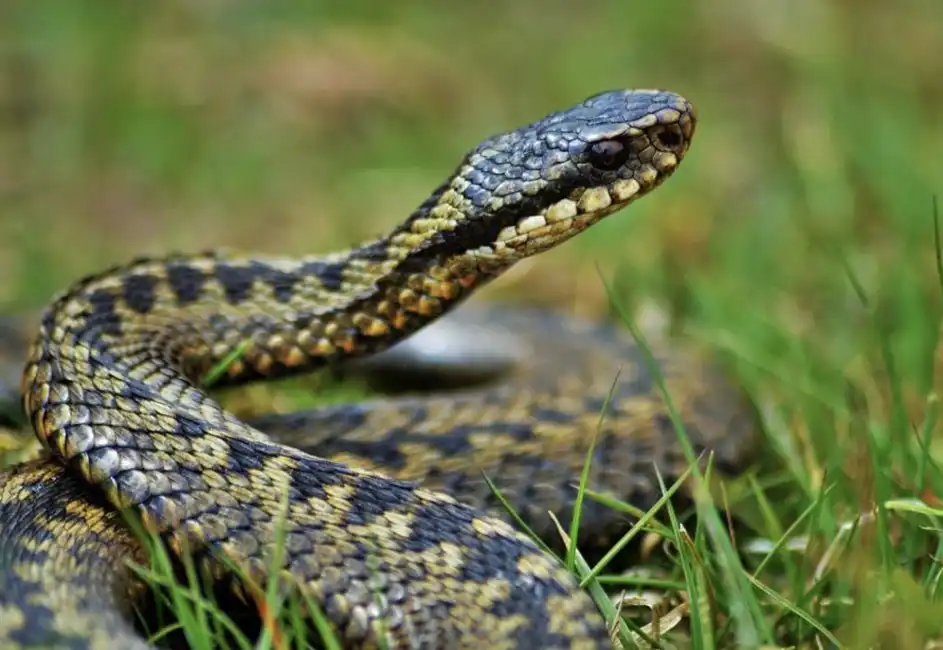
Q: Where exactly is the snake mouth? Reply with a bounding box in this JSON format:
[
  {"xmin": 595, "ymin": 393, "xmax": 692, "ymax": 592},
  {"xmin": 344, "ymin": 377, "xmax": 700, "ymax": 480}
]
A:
[{"xmin": 488, "ymin": 150, "xmax": 681, "ymax": 256}]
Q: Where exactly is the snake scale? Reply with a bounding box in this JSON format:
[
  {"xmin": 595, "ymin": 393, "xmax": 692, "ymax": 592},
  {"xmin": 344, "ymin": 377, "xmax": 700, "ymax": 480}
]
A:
[{"xmin": 0, "ymin": 89, "xmax": 759, "ymax": 649}]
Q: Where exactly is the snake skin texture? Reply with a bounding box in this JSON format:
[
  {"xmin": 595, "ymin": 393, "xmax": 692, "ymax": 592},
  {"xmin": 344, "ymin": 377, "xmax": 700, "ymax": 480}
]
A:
[{"xmin": 0, "ymin": 89, "xmax": 757, "ymax": 649}]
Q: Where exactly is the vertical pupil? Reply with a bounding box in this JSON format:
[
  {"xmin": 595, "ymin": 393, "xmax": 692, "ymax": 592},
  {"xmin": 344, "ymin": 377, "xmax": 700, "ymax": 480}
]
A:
[{"xmin": 593, "ymin": 140, "xmax": 624, "ymax": 166}]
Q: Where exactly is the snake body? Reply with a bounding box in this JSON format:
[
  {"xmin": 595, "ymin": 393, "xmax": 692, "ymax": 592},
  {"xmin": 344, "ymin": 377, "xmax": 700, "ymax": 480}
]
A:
[{"xmin": 0, "ymin": 89, "xmax": 758, "ymax": 649}]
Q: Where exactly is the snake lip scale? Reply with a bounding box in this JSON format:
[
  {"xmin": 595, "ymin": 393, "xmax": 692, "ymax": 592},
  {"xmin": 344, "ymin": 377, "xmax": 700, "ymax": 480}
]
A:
[{"xmin": 0, "ymin": 88, "xmax": 754, "ymax": 650}]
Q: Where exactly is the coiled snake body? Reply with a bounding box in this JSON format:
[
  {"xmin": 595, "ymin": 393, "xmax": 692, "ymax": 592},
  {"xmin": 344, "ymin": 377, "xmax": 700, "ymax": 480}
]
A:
[{"xmin": 0, "ymin": 90, "xmax": 758, "ymax": 649}]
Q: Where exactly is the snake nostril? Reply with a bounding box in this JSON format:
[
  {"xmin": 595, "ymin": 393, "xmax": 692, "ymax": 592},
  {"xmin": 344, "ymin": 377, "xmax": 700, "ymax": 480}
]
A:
[{"xmin": 654, "ymin": 128, "xmax": 683, "ymax": 150}]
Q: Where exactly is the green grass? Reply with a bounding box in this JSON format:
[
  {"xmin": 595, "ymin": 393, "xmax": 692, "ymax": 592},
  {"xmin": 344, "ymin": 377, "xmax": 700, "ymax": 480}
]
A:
[{"xmin": 2, "ymin": 0, "xmax": 943, "ymax": 647}]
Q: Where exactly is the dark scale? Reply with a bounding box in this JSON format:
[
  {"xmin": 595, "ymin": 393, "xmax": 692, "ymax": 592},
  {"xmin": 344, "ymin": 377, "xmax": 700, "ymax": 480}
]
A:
[
  {"xmin": 399, "ymin": 501, "xmax": 479, "ymax": 554},
  {"xmin": 297, "ymin": 259, "xmax": 349, "ymax": 293},
  {"xmin": 248, "ymin": 260, "xmax": 301, "ymax": 304},
  {"xmin": 213, "ymin": 263, "xmax": 262, "ymax": 304},
  {"xmin": 121, "ymin": 274, "xmax": 160, "ymax": 314},
  {"xmin": 166, "ymin": 262, "xmax": 208, "ymax": 305}
]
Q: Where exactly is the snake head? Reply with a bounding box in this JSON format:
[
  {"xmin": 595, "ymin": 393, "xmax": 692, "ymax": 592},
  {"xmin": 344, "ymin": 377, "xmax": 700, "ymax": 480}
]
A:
[{"xmin": 395, "ymin": 89, "xmax": 697, "ymax": 267}]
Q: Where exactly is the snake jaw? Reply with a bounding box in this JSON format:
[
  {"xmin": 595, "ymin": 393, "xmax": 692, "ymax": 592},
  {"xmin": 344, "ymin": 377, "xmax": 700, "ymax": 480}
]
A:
[{"xmin": 480, "ymin": 147, "xmax": 684, "ymax": 260}]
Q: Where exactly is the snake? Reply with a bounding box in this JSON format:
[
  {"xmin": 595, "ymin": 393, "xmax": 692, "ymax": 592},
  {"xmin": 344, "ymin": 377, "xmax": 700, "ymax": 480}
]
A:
[{"xmin": 0, "ymin": 89, "xmax": 760, "ymax": 649}]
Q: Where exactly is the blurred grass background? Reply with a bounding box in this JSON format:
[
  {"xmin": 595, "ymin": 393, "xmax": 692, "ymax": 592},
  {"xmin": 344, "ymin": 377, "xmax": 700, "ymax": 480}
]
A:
[
  {"xmin": 2, "ymin": 0, "xmax": 943, "ymax": 646},
  {"xmin": 2, "ymin": 0, "xmax": 941, "ymax": 426}
]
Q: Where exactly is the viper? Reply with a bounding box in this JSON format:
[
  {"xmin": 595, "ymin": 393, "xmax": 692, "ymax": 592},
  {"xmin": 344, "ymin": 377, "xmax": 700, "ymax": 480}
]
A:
[{"xmin": 0, "ymin": 89, "xmax": 758, "ymax": 649}]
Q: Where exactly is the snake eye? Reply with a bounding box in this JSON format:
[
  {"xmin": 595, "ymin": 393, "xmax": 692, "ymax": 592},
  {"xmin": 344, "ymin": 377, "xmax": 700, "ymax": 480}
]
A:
[{"xmin": 588, "ymin": 139, "xmax": 631, "ymax": 170}]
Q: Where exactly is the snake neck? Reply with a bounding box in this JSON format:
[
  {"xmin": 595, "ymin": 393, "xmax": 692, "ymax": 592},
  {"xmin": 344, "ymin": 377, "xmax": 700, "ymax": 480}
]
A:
[{"xmin": 26, "ymin": 196, "xmax": 536, "ymax": 396}]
